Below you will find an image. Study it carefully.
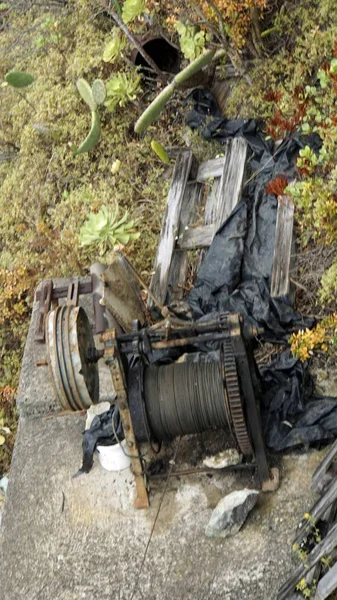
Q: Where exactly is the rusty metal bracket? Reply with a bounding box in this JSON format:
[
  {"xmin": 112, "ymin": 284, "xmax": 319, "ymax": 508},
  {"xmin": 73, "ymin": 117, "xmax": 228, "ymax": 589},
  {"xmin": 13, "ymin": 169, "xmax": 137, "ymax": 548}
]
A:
[
  {"xmin": 101, "ymin": 329, "xmax": 149, "ymax": 509},
  {"xmin": 66, "ymin": 278, "xmax": 79, "ymax": 306},
  {"xmin": 35, "ymin": 279, "xmax": 92, "ymax": 343},
  {"xmin": 35, "ymin": 279, "xmax": 53, "ymax": 342}
]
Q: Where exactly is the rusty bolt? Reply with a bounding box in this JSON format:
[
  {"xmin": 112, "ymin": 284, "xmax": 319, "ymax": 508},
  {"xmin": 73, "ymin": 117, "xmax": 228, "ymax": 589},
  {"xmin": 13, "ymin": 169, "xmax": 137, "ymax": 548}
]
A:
[{"xmin": 36, "ymin": 359, "xmax": 48, "ymax": 367}]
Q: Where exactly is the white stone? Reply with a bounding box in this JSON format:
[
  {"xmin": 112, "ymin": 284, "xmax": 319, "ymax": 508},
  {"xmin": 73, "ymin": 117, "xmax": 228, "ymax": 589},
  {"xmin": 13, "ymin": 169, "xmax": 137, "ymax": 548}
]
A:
[{"xmin": 203, "ymin": 448, "xmax": 242, "ymax": 469}]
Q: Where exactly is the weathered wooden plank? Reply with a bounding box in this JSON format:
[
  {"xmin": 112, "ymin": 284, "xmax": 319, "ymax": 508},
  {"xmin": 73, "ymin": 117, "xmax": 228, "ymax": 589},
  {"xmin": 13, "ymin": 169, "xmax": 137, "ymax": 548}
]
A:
[
  {"xmin": 278, "ymin": 522, "xmax": 337, "ymax": 600},
  {"xmin": 315, "ymin": 560, "xmax": 337, "ymax": 599},
  {"xmin": 204, "ymin": 177, "xmax": 221, "ymax": 226},
  {"xmin": 311, "ymin": 439, "xmax": 337, "ymax": 492},
  {"xmin": 293, "ymin": 477, "xmax": 337, "ymax": 547},
  {"xmin": 216, "ymin": 137, "xmax": 248, "ymax": 230},
  {"xmin": 178, "ymin": 224, "xmax": 215, "ymax": 250},
  {"xmin": 168, "ymin": 180, "xmax": 203, "ymax": 301},
  {"xmin": 271, "ymin": 195, "xmax": 295, "ymax": 298},
  {"xmin": 148, "ymin": 152, "xmax": 197, "ymax": 307},
  {"xmin": 197, "ymin": 156, "xmax": 226, "ymax": 182}
]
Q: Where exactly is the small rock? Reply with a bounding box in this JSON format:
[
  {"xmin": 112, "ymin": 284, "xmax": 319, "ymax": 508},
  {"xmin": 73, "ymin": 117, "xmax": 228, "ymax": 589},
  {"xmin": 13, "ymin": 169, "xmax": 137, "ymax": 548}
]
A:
[
  {"xmin": 205, "ymin": 488, "xmax": 259, "ymax": 538},
  {"xmin": 203, "ymin": 448, "xmax": 242, "ymax": 469}
]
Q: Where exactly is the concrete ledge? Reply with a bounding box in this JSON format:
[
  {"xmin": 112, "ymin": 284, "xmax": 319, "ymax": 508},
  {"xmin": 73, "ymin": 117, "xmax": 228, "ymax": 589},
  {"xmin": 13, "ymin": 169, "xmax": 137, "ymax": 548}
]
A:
[
  {"xmin": 1, "ymin": 275, "xmax": 327, "ymax": 600},
  {"xmin": 0, "ymin": 410, "xmax": 325, "ymax": 600}
]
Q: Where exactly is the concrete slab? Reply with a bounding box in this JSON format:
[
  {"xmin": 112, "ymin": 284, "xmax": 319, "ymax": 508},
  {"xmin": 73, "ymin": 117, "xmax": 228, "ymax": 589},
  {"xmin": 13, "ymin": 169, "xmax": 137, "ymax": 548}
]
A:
[{"xmin": 0, "ymin": 412, "xmax": 326, "ymax": 600}]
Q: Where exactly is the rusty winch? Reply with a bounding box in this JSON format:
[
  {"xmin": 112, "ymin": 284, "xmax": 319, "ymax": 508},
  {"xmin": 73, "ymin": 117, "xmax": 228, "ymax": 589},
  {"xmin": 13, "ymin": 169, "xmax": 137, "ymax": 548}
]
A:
[{"xmin": 35, "ymin": 264, "xmax": 278, "ymax": 509}]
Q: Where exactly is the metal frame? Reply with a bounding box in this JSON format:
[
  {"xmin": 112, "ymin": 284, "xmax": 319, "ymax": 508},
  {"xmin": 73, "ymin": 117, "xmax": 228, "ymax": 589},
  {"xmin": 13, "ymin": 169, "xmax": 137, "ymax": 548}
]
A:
[
  {"xmin": 101, "ymin": 329, "xmax": 149, "ymax": 509},
  {"xmin": 226, "ymin": 314, "xmax": 279, "ymax": 491}
]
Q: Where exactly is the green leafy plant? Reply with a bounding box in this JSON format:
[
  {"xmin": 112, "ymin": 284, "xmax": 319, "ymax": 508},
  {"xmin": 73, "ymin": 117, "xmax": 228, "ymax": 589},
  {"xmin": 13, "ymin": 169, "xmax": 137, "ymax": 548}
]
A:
[
  {"xmin": 3, "ymin": 70, "xmax": 36, "ymax": 112},
  {"xmin": 122, "ymin": 0, "xmax": 146, "ymax": 24},
  {"xmin": 174, "ymin": 21, "xmax": 207, "ymax": 61},
  {"xmin": 105, "ymin": 72, "xmax": 141, "ymax": 112},
  {"xmin": 34, "ymin": 16, "xmax": 60, "ymax": 49},
  {"xmin": 103, "ymin": 28, "xmax": 127, "ymax": 63},
  {"xmin": 79, "ymin": 206, "xmax": 140, "ymax": 254},
  {"xmin": 319, "ymin": 264, "xmax": 337, "ymax": 305}
]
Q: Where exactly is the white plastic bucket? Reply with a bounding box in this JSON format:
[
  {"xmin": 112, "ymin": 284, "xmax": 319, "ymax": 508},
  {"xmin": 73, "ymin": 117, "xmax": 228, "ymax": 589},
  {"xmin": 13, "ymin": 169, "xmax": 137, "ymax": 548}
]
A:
[{"xmin": 96, "ymin": 440, "xmax": 131, "ymax": 472}]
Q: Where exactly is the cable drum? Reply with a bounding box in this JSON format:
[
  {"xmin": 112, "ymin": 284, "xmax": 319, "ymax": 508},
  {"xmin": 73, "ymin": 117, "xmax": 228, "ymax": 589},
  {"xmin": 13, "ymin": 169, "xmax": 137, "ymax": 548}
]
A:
[{"xmin": 144, "ymin": 361, "xmax": 229, "ymax": 441}]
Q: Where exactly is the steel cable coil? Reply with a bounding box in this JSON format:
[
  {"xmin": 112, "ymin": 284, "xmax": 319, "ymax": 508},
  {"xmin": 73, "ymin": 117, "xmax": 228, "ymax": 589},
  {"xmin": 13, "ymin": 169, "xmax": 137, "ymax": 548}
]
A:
[{"xmin": 144, "ymin": 361, "xmax": 228, "ymax": 441}]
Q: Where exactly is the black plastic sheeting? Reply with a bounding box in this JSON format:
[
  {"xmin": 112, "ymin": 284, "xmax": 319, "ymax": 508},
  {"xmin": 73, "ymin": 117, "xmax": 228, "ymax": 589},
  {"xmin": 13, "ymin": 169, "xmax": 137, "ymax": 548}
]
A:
[
  {"xmin": 261, "ymin": 350, "xmax": 337, "ymax": 451},
  {"xmin": 73, "ymin": 405, "xmax": 123, "ymax": 476},
  {"xmin": 186, "ymin": 89, "xmax": 315, "ymax": 341},
  {"xmin": 185, "ymin": 90, "xmax": 337, "ymax": 451}
]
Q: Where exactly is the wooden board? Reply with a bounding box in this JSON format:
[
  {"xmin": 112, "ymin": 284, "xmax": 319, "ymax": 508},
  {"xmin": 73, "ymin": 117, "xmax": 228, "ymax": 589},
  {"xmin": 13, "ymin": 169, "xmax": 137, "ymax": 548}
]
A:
[
  {"xmin": 196, "ymin": 156, "xmax": 226, "ymax": 182},
  {"xmin": 204, "ymin": 176, "xmax": 221, "ymax": 226},
  {"xmin": 216, "ymin": 137, "xmax": 248, "ymax": 230},
  {"xmin": 148, "ymin": 152, "xmax": 197, "ymax": 307},
  {"xmin": 148, "ymin": 139, "xmax": 249, "ymax": 308},
  {"xmin": 178, "ymin": 224, "xmax": 215, "ymax": 250},
  {"xmin": 168, "ymin": 180, "xmax": 203, "ymax": 300},
  {"xmin": 271, "ymin": 195, "xmax": 295, "ymax": 298}
]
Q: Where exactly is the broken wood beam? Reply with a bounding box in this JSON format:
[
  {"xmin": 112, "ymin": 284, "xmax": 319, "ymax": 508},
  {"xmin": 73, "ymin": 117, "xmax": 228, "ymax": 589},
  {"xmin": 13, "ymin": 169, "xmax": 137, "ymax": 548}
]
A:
[{"xmin": 148, "ymin": 151, "xmax": 198, "ymax": 307}]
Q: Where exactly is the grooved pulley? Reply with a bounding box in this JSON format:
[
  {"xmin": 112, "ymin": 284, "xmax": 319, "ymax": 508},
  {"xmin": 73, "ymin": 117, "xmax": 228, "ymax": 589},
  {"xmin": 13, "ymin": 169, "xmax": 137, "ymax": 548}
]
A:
[{"xmin": 46, "ymin": 305, "xmax": 99, "ymax": 410}]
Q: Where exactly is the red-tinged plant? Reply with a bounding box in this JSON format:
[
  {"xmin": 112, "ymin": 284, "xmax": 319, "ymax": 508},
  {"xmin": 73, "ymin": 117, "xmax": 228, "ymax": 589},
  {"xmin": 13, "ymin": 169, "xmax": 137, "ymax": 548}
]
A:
[{"xmin": 266, "ymin": 175, "xmax": 288, "ymax": 196}]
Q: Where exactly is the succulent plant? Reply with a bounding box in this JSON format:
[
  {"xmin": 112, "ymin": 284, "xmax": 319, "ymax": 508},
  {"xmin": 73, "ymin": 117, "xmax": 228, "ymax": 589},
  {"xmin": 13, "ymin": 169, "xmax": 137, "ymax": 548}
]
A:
[
  {"xmin": 92, "ymin": 79, "xmax": 107, "ymax": 105},
  {"xmin": 5, "ymin": 71, "xmax": 34, "ymax": 88},
  {"xmin": 151, "ymin": 140, "xmax": 170, "ymax": 164},
  {"xmin": 74, "ymin": 78, "xmax": 104, "ymax": 155},
  {"xmin": 74, "ymin": 110, "xmax": 101, "ymax": 156},
  {"xmin": 76, "ymin": 78, "xmax": 97, "ymax": 111},
  {"xmin": 134, "ymin": 49, "xmax": 217, "ymax": 133},
  {"xmin": 122, "ymin": 0, "xmax": 146, "ymax": 24},
  {"xmin": 103, "ymin": 28, "xmax": 127, "ymax": 63},
  {"xmin": 79, "ymin": 206, "xmax": 140, "ymax": 253},
  {"xmin": 104, "ymin": 72, "xmax": 141, "ymax": 112}
]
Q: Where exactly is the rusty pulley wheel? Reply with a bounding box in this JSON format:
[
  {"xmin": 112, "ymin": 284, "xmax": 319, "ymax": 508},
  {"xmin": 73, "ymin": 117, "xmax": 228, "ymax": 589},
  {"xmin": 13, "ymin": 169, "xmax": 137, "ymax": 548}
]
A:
[{"xmin": 46, "ymin": 305, "xmax": 99, "ymax": 411}]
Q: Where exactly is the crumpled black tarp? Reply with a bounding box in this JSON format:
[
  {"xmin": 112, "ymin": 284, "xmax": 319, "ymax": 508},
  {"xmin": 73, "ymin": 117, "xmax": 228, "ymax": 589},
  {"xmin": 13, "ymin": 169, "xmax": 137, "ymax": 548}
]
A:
[
  {"xmin": 186, "ymin": 89, "xmax": 315, "ymax": 341},
  {"xmin": 185, "ymin": 89, "xmax": 337, "ymax": 451},
  {"xmin": 73, "ymin": 405, "xmax": 123, "ymax": 477},
  {"xmin": 260, "ymin": 350, "xmax": 337, "ymax": 451}
]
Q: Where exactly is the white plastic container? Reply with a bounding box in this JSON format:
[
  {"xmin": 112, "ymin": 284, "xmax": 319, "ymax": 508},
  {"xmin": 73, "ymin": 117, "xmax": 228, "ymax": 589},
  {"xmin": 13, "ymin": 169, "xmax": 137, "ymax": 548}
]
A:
[{"xmin": 96, "ymin": 440, "xmax": 131, "ymax": 472}]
